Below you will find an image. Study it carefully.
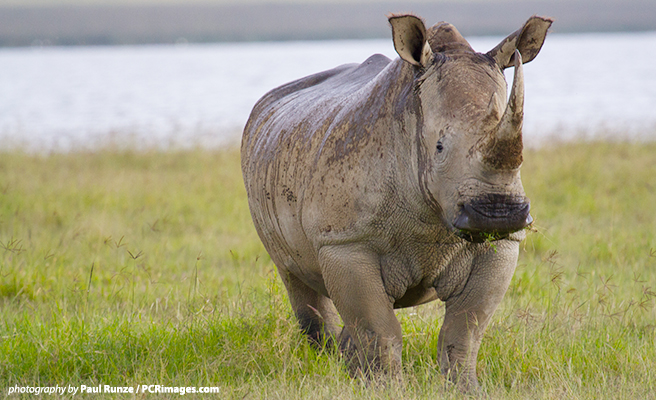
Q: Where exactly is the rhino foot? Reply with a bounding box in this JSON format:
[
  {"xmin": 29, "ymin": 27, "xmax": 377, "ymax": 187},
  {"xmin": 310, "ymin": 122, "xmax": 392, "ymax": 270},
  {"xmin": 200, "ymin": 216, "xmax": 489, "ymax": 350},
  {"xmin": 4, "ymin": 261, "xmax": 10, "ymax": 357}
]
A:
[{"xmin": 338, "ymin": 326, "xmax": 403, "ymax": 380}]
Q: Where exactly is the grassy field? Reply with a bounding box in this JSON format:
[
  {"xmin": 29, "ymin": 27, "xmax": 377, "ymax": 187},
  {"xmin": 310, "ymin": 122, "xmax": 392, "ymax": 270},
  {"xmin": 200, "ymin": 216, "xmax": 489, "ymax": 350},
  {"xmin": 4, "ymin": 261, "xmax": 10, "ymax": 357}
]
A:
[{"xmin": 0, "ymin": 140, "xmax": 655, "ymax": 399}]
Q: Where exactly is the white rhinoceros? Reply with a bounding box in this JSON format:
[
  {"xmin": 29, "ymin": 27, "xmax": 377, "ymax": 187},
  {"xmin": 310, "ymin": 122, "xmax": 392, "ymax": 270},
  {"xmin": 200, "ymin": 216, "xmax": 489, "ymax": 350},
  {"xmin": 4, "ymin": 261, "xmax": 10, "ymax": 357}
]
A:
[{"xmin": 241, "ymin": 13, "xmax": 552, "ymax": 390}]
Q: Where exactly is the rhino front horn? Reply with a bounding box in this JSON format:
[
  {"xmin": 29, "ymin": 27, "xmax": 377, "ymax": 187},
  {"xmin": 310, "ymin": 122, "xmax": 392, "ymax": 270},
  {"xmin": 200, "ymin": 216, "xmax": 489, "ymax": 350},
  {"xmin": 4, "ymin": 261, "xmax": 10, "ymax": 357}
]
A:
[{"xmin": 483, "ymin": 49, "xmax": 525, "ymax": 170}]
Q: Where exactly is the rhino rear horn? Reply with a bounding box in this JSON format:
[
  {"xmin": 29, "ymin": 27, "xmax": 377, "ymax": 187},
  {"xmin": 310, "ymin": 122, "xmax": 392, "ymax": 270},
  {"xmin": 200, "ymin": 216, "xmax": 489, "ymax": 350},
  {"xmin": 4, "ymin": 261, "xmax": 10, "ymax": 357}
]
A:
[{"xmin": 487, "ymin": 15, "xmax": 553, "ymax": 69}]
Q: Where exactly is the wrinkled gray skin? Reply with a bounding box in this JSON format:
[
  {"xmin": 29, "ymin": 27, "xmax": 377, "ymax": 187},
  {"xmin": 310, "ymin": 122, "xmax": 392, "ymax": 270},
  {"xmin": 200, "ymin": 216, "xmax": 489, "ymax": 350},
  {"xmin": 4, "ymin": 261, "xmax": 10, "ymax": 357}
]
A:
[{"xmin": 242, "ymin": 14, "xmax": 552, "ymax": 390}]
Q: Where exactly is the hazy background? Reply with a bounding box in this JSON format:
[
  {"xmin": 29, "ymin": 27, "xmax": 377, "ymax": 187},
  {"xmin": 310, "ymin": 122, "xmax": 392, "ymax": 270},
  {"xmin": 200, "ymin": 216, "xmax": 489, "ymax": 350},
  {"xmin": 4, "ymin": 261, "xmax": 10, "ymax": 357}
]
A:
[{"xmin": 1, "ymin": 0, "xmax": 655, "ymax": 46}]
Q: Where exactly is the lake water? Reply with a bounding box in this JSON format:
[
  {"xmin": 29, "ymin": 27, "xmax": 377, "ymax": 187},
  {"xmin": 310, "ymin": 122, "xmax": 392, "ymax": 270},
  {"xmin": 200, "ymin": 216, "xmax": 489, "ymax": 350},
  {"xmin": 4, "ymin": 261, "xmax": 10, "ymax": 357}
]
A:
[{"xmin": 1, "ymin": 31, "xmax": 655, "ymax": 151}]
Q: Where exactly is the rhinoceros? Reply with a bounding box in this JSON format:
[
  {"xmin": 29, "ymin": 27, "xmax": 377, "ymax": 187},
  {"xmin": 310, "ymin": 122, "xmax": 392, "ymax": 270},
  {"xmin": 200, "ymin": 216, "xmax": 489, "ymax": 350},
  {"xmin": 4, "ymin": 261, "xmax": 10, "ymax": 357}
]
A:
[{"xmin": 241, "ymin": 13, "xmax": 552, "ymax": 389}]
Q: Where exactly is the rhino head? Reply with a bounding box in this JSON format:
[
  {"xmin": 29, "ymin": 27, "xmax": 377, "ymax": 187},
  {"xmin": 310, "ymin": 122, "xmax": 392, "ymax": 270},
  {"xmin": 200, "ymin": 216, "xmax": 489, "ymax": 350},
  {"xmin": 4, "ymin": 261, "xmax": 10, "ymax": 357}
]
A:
[{"xmin": 390, "ymin": 14, "xmax": 552, "ymax": 243}]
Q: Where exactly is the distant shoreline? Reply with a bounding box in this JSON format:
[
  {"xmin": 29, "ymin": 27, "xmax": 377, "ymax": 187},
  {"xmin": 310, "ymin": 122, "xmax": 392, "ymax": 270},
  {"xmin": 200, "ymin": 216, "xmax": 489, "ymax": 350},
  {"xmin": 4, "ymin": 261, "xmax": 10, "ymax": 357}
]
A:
[{"xmin": 1, "ymin": 0, "xmax": 655, "ymax": 47}]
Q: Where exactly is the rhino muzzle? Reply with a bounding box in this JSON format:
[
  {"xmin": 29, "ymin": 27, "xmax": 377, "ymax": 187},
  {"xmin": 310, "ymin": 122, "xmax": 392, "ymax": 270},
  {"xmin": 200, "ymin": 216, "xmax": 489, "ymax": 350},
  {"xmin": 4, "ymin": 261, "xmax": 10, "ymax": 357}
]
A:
[{"xmin": 453, "ymin": 194, "xmax": 533, "ymax": 242}]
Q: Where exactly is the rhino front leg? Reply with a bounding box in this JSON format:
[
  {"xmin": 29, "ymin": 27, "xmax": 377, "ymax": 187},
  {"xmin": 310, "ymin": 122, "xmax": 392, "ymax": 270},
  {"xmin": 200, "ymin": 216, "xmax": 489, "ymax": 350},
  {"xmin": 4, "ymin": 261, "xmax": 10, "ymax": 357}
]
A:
[
  {"xmin": 437, "ymin": 241, "xmax": 519, "ymax": 391},
  {"xmin": 319, "ymin": 245, "xmax": 403, "ymax": 378},
  {"xmin": 279, "ymin": 267, "xmax": 341, "ymax": 348}
]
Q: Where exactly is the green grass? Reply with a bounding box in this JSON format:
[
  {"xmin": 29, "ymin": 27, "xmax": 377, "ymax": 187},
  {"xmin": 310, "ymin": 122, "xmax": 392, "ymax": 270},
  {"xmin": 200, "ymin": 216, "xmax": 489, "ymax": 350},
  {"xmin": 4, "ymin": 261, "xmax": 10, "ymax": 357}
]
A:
[{"xmin": 1, "ymin": 141, "xmax": 655, "ymax": 399}]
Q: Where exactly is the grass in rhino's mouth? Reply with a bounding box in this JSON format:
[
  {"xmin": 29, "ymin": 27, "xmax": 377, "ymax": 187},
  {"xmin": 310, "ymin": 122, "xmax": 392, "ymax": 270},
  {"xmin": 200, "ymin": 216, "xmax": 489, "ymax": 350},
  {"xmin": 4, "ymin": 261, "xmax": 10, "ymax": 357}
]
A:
[
  {"xmin": 456, "ymin": 229, "xmax": 509, "ymax": 244},
  {"xmin": 456, "ymin": 219, "xmax": 535, "ymax": 244}
]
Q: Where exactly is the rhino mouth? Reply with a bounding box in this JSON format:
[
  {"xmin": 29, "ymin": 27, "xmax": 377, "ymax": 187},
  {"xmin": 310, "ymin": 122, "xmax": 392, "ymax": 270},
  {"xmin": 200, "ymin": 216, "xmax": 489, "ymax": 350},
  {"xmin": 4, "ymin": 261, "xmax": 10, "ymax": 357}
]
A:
[{"xmin": 452, "ymin": 194, "xmax": 533, "ymax": 243}]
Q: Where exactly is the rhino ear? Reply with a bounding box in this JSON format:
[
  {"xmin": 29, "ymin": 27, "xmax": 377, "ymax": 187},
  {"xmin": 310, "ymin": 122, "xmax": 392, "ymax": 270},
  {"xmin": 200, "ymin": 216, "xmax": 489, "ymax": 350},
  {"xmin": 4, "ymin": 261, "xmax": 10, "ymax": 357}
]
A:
[
  {"xmin": 389, "ymin": 14, "xmax": 433, "ymax": 68},
  {"xmin": 487, "ymin": 15, "xmax": 553, "ymax": 69}
]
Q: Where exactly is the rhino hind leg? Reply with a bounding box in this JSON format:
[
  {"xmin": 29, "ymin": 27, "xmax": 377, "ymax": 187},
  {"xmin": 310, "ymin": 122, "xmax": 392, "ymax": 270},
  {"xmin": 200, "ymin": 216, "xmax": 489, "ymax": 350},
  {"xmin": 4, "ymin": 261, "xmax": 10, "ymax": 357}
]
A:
[
  {"xmin": 319, "ymin": 245, "xmax": 403, "ymax": 378},
  {"xmin": 279, "ymin": 268, "xmax": 341, "ymax": 348}
]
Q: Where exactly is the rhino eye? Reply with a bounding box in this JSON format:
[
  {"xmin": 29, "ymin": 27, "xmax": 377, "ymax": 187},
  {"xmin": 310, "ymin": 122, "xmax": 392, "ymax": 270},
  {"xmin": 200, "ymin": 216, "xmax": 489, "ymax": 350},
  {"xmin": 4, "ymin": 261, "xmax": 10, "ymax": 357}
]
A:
[{"xmin": 436, "ymin": 140, "xmax": 444, "ymax": 153}]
